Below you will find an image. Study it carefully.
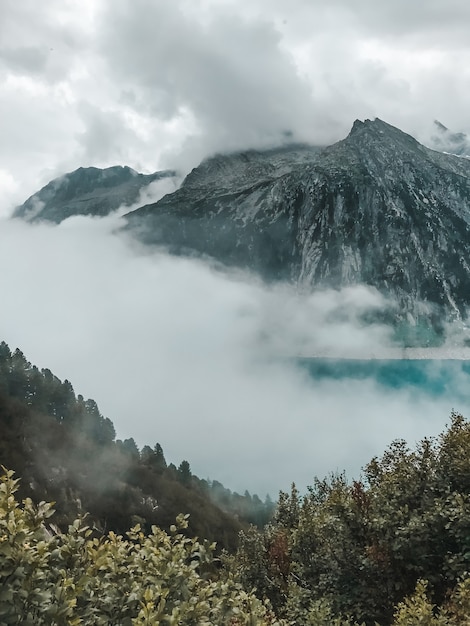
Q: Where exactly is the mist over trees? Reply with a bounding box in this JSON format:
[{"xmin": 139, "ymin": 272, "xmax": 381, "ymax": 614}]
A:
[
  {"xmin": 0, "ymin": 341, "xmax": 274, "ymax": 549},
  {"xmin": 2, "ymin": 340, "xmax": 470, "ymax": 623}
]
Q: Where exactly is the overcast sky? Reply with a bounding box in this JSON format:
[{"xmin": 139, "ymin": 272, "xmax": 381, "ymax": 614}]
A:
[
  {"xmin": 2, "ymin": 0, "xmax": 470, "ymax": 215},
  {"xmin": 1, "ymin": 0, "xmax": 470, "ymax": 495}
]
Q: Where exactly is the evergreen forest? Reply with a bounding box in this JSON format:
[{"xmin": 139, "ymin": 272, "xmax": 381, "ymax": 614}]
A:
[{"xmin": 2, "ymin": 341, "xmax": 470, "ymax": 624}]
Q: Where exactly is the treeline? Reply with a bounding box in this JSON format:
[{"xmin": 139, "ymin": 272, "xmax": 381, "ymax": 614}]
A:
[
  {"xmin": 227, "ymin": 411, "xmax": 470, "ymax": 624},
  {"xmin": 0, "ymin": 341, "xmax": 274, "ymax": 549},
  {"xmin": 3, "ymin": 417, "xmax": 470, "ymax": 624},
  {"xmin": 4, "ymin": 340, "xmax": 470, "ymax": 623}
]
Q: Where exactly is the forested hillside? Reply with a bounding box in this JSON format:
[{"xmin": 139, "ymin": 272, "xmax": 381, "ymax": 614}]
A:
[
  {"xmin": 4, "ymin": 415, "xmax": 470, "ymax": 624},
  {"xmin": 3, "ymin": 340, "xmax": 470, "ymax": 623},
  {"xmin": 0, "ymin": 341, "xmax": 274, "ymax": 550},
  {"xmin": 228, "ymin": 411, "xmax": 470, "ymax": 624}
]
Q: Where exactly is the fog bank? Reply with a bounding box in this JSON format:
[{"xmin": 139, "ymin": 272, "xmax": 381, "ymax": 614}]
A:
[{"xmin": 0, "ymin": 213, "xmax": 465, "ymax": 495}]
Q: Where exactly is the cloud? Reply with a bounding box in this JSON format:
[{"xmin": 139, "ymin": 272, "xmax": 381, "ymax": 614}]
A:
[
  {"xmin": 97, "ymin": 0, "xmax": 321, "ymax": 168},
  {"xmin": 2, "ymin": 0, "xmax": 470, "ymax": 494},
  {"xmin": 0, "ymin": 214, "xmax": 465, "ymax": 495},
  {"xmin": 76, "ymin": 102, "xmax": 140, "ymax": 163},
  {"xmin": 2, "ymin": 0, "xmax": 470, "ymax": 217},
  {"xmin": 0, "ymin": 80, "xmax": 86, "ymax": 217},
  {"xmin": 252, "ymin": 0, "xmax": 470, "ymax": 45},
  {"xmin": 132, "ymin": 176, "xmax": 183, "ymax": 208},
  {"xmin": 92, "ymin": 0, "xmax": 470, "ymax": 171},
  {"xmin": 336, "ymin": 0, "xmax": 470, "ymax": 44},
  {"xmin": 0, "ymin": 0, "xmax": 91, "ymax": 83}
]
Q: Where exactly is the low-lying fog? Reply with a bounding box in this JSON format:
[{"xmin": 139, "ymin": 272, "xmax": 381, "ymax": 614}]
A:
[{"xmin": 1, "ymin": 206, "xmax": 468, "ymax": 496}]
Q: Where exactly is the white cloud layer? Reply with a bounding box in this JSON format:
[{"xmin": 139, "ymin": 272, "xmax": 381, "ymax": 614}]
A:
[
  {"xmin": 1, "ymin": 0, "xmax": 470, "ymax": 216},
  {"xmin": 1, "ymin": 1, "xmax": 470, "ymax": 495},
  {"xmin": 0, "ymin": 214, "xmax": 466, "ymax": 495}
]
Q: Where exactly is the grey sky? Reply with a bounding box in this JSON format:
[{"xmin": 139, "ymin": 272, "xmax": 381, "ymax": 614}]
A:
[
  {"xmin": 1, "ymin": 0, "xmax": 469, "ymax": 494},
  {"xmin": 1, "ymin": 0, "xmax": 470, "ymax": 214}
]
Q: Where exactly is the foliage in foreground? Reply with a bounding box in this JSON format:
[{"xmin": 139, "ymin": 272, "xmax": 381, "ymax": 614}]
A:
[
  {"xmin": 229, "ymin": 412, "xmax": 470, "ymax": 625},
  {"xmin": 4, "ymin": 412, "xmax": 470, "ymax": 625},
  {"xmin": 4, "ymin": 467, "xmax": 470, "ymax": 626},
  {"xmin": 0, "ymin": 468, "xmax": 276, "ymax": 625}
]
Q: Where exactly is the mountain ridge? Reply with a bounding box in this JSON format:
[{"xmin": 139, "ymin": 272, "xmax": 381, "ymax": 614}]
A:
[
  {"xmin": 124, "ymin": 118, "xmax": 470, "ymax": 328},
  {"xmin": 12, "ymin": 118, "xmax": 470, "ymax": 332},
  {"xmin": 13, "ymin": 165, "xmax": 176, "ymax": 223}
]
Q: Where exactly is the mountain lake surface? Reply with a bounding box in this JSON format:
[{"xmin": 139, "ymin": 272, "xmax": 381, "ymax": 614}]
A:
[{"xmin": 297, "ymin": 356, "xmax": 470, "ymax": 404}]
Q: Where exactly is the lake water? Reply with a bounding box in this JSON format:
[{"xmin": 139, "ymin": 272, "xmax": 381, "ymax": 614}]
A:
[{"xmin": 297, "ymin": 358, "xmax": 470, "ymax": 403}]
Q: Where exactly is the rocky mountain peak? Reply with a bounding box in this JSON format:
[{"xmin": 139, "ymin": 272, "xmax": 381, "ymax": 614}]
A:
[
  {"xmin": 344, "ymin": 117, "xmax": 421, "ymax": 156},
  {"xmin": 13, "ymin": 165, "xmax": 176, "ymax": 223},
  {"xmin": 180, "ymin": 143, "xmax": 322, "ymax": 197},
  {"xmin": 13, "ymin": 119, "xmax": 470, "ymax": 339},
  {"xmin": 123, "ymin": 119, "xmax": 470, "ymax": 333},
  {"xmin": 430, "ymin": 120, "xmax": 470, "ymax": 157}
]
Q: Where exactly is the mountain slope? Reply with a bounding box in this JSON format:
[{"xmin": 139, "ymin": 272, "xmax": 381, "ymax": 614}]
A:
[
  {"xmin": 125, "ymin": 119, "xmax": 470, "ymax": 323},
  {"xmin": 13, "ymin": 165, "xmax": 175, "ymax": 223},
  {"xmin": 125, "ymin": 143, "xmax": 323, "ymax": 280},
  {"xmin": 0, "ymin": 341, "xmax": 273, "ymax": 548},
  {"xmin": 13, "ymin": 120, "xmax": 470, "ymax": 326}
]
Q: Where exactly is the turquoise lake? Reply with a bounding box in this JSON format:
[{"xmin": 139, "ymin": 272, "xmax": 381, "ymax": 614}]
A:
[{"xmin": 298, "ymin": 358, "xmax": 470, "ymax": 403}]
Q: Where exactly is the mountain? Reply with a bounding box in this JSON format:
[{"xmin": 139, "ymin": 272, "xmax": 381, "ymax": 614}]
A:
[
  {"xmin": 431, "ymin": 120, "xmax": 470, "ymax": 158},
  {"xmin": 125, "ymin": 143, "xmax": 322, "ymax": 280},
  {"xmin": 13, "ymin": 165, "xmax": 175, "ymax": 223},
  {"xmin": 13, "ymin": 120, "xmax": 470, "ymax": 331},
  {"xmin": 0, "ymin": 341, "xmax": 274, "ymax": 548},
  {"xmin": 124, "ymin": 119, "xmax": 470, "ymax": 327}
]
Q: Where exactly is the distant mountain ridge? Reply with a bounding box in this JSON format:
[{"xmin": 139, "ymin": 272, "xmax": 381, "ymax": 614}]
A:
[
  {"xmin": 431, "ymin": 120, "xmax": 470, "ymax": 158},
  {"xmin": 13, "ymin": 119, "xmax": 470, "ymax": 331},
  {"xmin": 13, "ymin": 165, "xmax": 175, "ymax": 223}
]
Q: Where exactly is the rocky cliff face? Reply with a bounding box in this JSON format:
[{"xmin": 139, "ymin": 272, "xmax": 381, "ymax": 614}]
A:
[
  {"xmin": 125, "ymin": 143, "xmax": 323, "ymax": 280},
  {"xmin": 13, "ymin": 165, "xmax": 175, "ymax": 223},
  {"xmin": 13, "ymin": 120, "xmax": 470, "ymax": 327},
  {"xmin": 125, "ymin": 119, "xmax": 470, "ymax": 323}
]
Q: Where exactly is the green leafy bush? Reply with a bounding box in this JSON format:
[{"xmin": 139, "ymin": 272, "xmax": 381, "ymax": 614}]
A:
[{"xmin": 0, "ymin": 468, "xmax": 278, "ymax": 625}]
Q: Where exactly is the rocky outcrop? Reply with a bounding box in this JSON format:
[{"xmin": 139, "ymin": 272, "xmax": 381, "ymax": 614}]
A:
[{"xmin": 14, "ymin": 165, "xmax": 175, "ymax": 223}]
